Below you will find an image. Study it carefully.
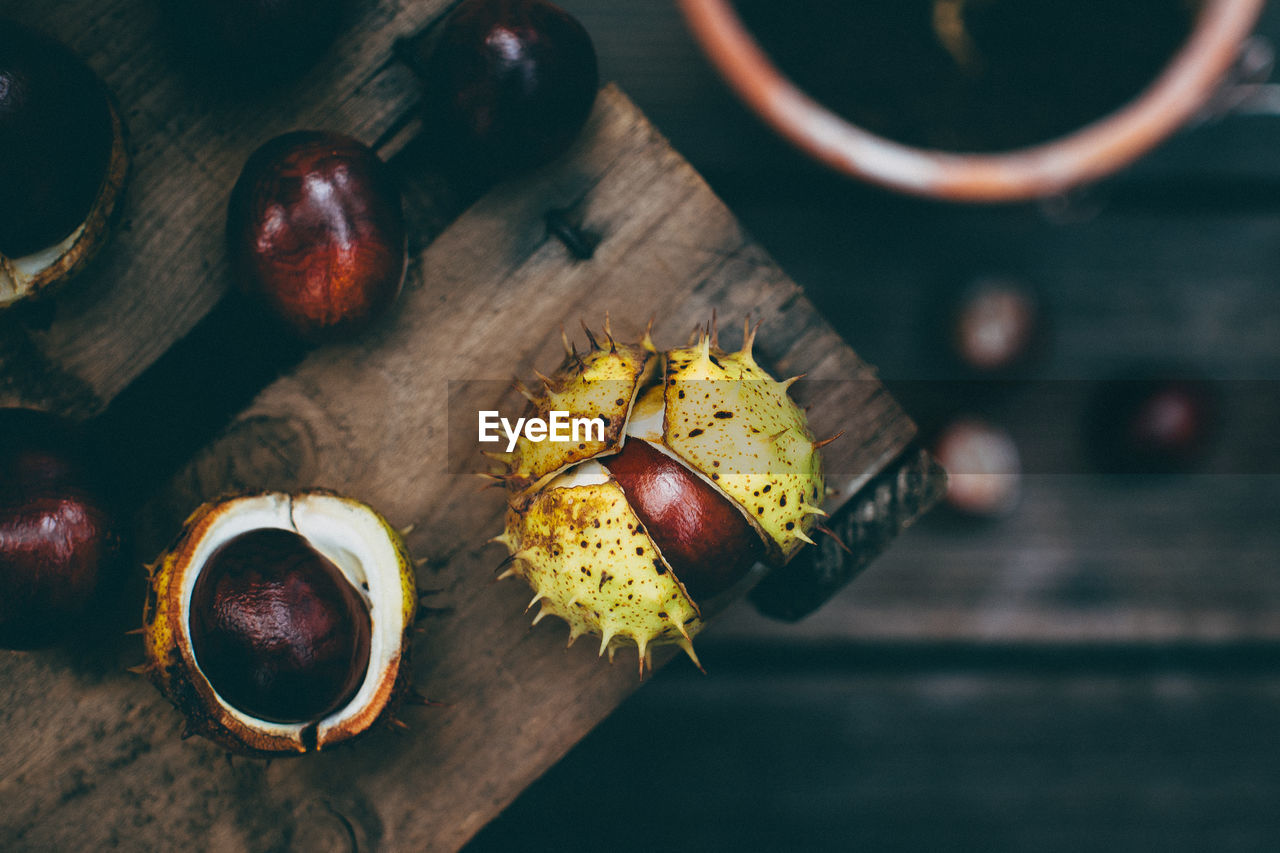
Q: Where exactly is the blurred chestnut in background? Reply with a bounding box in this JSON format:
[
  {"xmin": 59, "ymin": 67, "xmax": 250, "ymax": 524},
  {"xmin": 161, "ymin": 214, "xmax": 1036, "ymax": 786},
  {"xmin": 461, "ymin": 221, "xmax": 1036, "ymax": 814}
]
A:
[
  {"xmin": 952, "ymin": 278, "xmax": 1040, "ymax": 373},
  {"xmin": 227, "ymin": 130, "xmax": 407, "ymax": 340},
  {"xmin": 166, "ymin": 0, "xmax": 349, "ymax": 80},
  {"xmin": 1087, "ymin": 376, "xmax": 1218, "ymax": 474},
  {"xmin": 0, "ymin": 408, "xmax": 120, "ymax": 649},
  {"xmin": 933, "ymin": 417, "xmax": 1022, "ymax": 518},
  {"xmin": 0, "ymin": 20, "xmax": 129, "ymax": 308},
  {"xmin": 411, "ymin": 0, "xmax": 599, "ymax": 176}
]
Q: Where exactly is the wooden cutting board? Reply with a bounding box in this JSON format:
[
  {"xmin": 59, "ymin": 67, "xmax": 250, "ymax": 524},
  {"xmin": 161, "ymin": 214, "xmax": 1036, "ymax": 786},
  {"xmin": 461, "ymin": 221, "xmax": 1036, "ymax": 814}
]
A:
[{"xmin": 0, "ymin": 4, "xmax": 941, "ymax": 847}]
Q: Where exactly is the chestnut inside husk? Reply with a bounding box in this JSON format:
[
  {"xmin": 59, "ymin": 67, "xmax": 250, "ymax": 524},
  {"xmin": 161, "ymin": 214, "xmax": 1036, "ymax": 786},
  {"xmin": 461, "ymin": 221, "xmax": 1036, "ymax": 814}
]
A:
[
  {"xmin": 143, "ymin": 491, "xmax": 417, "ymax": 755},
  {"xmin": 0, "ymin": 408, "xmax": 120, "ymax": 649},
  {"xmin": 190, "ymin": 528, "xmax": 372, "ymax": 724},
  {"xmin": 0, "ymin": 20, "xmax": 129, "ymax": 308},
  {"xmin": 227, "ymin": 131, "xmax": 407, "ymax": 340},
  {"xmin": 415, "ymin": 0, "xmax": 599, "ymax": 176},
  {"xmin": 603, "ymin": 436, "xmax": 764, "ymax": 603},
  {"xmin": 492, "ymin": 321, "xmax": 827, "ymax": 673}
]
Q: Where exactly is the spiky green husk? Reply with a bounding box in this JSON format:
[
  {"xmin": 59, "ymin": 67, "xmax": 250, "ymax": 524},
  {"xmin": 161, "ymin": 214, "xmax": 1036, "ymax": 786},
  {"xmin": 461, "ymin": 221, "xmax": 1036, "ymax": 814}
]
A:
[
  {"xmin": 500, "ymin": 333, "xmax": 656, "ymax": 497},
  {"xmin": 493, "ymin": 318, "xmax": 827, "ymax": 674},
  {"xmin": 498, "ymin": 478, "xmax": 701, "ymax": 673},
  {"xmin": 662, "ymin": 335, "xmax": 824, "ymax": 563}
]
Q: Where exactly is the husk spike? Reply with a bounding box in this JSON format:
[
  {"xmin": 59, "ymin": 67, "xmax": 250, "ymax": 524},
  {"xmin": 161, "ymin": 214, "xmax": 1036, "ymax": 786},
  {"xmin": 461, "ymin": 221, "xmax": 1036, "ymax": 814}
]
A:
[
  {"xmin": 598, "ymin": 627, "xmax": 616, "ymax": 657},
  {"xmin": 813, "ymin": 430, "xmax": 846, "ymax": 450},
  {"xmin": 816, "ymin": 524, "xmax": 853, "ymax": 555},
  {"xmin": 677, "ymin": 637, "xmax": 705, "ymax": 673},
  {"xmin": 513, "ymin": 379, "xmax": 539, "ymax": 404}
]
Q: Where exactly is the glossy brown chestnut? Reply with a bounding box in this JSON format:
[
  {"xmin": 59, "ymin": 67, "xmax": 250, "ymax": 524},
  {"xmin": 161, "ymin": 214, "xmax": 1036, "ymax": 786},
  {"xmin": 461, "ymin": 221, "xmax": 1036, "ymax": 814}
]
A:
[
  {"xmin": 227, "ymin": 131, "xmax": 407, "ymax": 339},
  {"xmin": 418, "ymin": 0, "xmax": 599, "ymax": 175},
  {"xmin": 189, "ymin": 527, "xmax": 372, "ymax": 723},
  {"xmin": 604, "ymin": 437, "xmax": 763, "ymax": 602},
  {"xmin": 0, "ymin": 408, "xmax": 118, "ymax": 648},
  {"xmin": 168, "ymin": 0, "xmax": 348, "ymax": 79}
]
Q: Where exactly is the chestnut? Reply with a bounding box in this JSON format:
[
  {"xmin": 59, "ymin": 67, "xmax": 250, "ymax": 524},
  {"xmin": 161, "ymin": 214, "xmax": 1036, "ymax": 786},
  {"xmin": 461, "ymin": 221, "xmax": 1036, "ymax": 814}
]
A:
[
  {"xmin": 227, "ymin": 131, "xmax": 407, "ymax": 340},
  {"xmin": 0, "ymin": 408, "xmax": 119, "ymax": 648},
  {"xmin": 604, "ymin": 438, "xmax": 764, "ymax": 603},
  {"xmin": 952, "ymin": 279, "xmax": 1040, "ymax": 373},
  {"xmin": 492, "ymin": 322, "xmax": 826, "ymax": 673},
  {"xmin": 415, "ymin": 0, "xmax": 599, "ymax": 176},
  {"xmin": 190, "ymin": 528, "xmax": 372, "ymax": 723},
  {"xmin": 167, "ymin": 0, "xmax": 349, "ymax": 79},
  {"xmin": 932, "ymin": 417, "xmax": 1021, "ymax": 518},
  {"xmin": 1087, "ymin": 377, "xmax": 1218, "ymax": 473},
  {"xmin": 0, "ymin": 20, "xmax": 129, "ymax": 307},
  {"xmin": 144, "ymin": 491, "xmax": 418, "ymax": 754}
]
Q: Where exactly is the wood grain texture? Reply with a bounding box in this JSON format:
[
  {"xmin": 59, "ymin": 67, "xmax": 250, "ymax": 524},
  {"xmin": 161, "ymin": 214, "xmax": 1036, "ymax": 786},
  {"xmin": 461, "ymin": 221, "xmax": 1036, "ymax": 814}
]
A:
[
  {"xmin": 472, "ymin": 664, "xmax": 1280, "ymax": 853},
  {"xmin": 0, "ymin": 88, "xmax": 921, "ymax": 852},
  {"xmin": 717, "ymin": 473, "xmax": 1280, "ymax": 646},
  {"xmin": 0, "ymin": 0, "xmax": 447, "ymax": 416}
]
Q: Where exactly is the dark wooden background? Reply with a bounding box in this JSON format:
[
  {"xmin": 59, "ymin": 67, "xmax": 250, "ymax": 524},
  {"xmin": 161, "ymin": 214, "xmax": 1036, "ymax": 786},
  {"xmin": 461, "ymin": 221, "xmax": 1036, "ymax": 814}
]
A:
[{"xmin": 465, "ymin": 1, "xmax": 1280, "ymax": 851}]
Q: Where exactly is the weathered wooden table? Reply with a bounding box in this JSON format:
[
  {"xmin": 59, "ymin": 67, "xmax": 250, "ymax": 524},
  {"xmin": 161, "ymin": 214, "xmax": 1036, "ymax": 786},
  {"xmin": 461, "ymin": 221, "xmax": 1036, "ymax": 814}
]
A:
[{"xmin": 0, "ymin": 2, "xmax": 941, "ymax": 850}]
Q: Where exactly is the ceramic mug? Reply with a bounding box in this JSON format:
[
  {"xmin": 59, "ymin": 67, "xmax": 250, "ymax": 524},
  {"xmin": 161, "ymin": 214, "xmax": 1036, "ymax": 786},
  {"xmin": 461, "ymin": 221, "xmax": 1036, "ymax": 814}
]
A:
[{"xmin": 679, "ymin": 0, "xmax": 1268, "ymax": 202}]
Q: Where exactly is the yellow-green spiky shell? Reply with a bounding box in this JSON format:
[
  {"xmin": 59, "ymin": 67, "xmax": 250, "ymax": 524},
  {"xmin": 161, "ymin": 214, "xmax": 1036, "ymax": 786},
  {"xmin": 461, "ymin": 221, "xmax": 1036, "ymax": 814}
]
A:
[
  {"xmin": 662, "ymin": 338, "xmax": 824, "ymax": 562},
  {"xmin": 492, "ymin": 319, "xmax": 826, "ymax": 674},
  {"xmin": 500, "ymin": 478, "xmax": 701, "ymax": 670},
  {"xmin": 502, "ymin": 338, "xmax": 656, "ymax": 496}
]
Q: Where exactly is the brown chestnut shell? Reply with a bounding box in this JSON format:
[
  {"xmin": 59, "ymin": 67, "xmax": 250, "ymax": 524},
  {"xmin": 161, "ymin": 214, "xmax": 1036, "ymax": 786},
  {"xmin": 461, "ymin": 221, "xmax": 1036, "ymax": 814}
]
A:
[
  {"xmin": 227, "ymin": 131, "xmax": 407, "ymax": 340},
  {"xmin": 0, "ymin": 408, "xmax": 120, "ymax": 648},
  {"xmin": 603, "ymin": 437, "xmax": 764, "ymax": 603},
  {"xmin": 418, "ymin": 0, "xmax": 599, "ymax": 176},
  {"xmin": 189, "ymin": 528, "xmax": 373, "ymax": 724}
]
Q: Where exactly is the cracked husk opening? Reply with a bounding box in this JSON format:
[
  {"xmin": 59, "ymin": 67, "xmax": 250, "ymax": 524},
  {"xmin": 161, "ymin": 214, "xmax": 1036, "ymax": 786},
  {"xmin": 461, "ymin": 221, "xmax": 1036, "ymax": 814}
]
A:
[
  {"xmin": 493, "ymin": 321, "xmax": 827, "ymax": 675},
  {"xmin": 142, "ymin": 490, "xmax": 416, "ymax": 755},
  {"xmin": 0, "ymin": 99, "xmax": 129, "ymax": 309}
]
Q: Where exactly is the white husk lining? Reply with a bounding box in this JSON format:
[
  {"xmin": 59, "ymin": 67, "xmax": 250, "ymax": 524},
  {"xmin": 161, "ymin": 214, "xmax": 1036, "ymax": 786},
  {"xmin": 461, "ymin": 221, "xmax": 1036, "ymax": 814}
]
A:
[{"xmin": 177, "ymin": 492, "xmax": 405, "ymax": 741}]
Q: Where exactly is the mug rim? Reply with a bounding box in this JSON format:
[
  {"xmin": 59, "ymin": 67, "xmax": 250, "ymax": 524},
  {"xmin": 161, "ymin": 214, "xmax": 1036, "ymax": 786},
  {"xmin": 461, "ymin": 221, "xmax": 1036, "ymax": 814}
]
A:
[{"xmin": 679, "ymin": 0, "xmax": 1268, "ymax": 202}]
